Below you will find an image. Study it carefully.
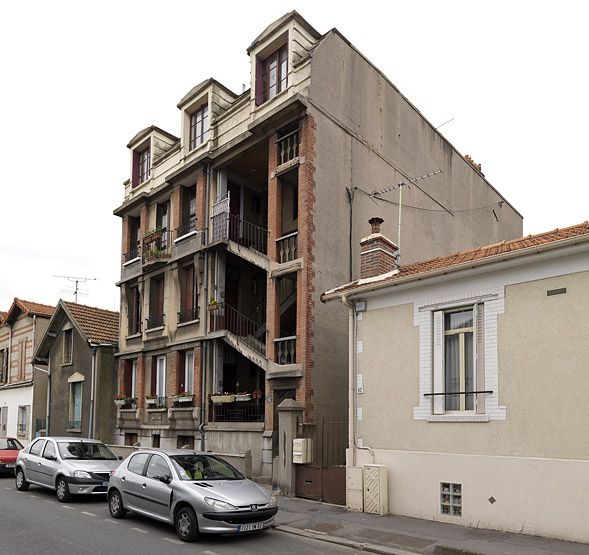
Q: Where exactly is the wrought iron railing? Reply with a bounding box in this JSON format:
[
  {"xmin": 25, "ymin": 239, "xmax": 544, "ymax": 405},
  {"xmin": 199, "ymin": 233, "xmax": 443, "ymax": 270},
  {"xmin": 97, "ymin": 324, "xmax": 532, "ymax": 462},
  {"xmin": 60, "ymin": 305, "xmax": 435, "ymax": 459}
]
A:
[
  {"xmin": 146, "ymin": 314, "xmax": 165, "ymax": 329},
  {"xmin": 211, "ymin": 212, "xmax": 268, "ymax": 255},
  {"xmin": 142, "ymin": 229, "xmax": 171, "ymax": 263},
  {"xmin": 122, "ymin": 247, "xmax": 141, "ymax": 263},
  {"xmin": 17, "ymin": 423, "xmax": 27, "ymax": 434},
  {"xmin": 145, "ymin": 396, "xmax": 167, "ymax": 408},
  {"xmin": 178, "ymin": 307, "xmax": 199, "ymax": 324},
  {"xmin": 175, "ymin": 217, "xmax": 197, "ymax": 239},
  {"xmin": 276, "ymin": 231, "xmax": 298, "ymax": 263},
  {"xmin": 277, "ymin": 129, "xmax": 299, "ymax": 165},
  {"xmin": 209, "ymin": 303, "xmax": 266, "ymax": 356},
  {"xmin": 275, "ymin": 336, "xmax": 296, "ymax": 364},
  {"xmin": 67, "ymin": 420, "xmax": 81, "ymax": 430},
  {"xmin": 208, "ymin": 398, "xmax": 265, "ymax": 423}
]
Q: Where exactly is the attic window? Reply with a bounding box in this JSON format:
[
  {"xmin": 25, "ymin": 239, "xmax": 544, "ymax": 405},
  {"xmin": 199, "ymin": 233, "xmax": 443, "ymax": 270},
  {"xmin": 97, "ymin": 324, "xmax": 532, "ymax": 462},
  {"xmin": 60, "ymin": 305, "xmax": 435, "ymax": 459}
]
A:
[
  {"xmin": 132, "ymin": 144, "xmax": 151, "ymax": 187},
  {"xmin": 189, "ymin": 105, "xmax": 209, "ymax": 150},
  {"xmin": 258, "ymin": 44, "xmax": 288, "ymax": 105}
]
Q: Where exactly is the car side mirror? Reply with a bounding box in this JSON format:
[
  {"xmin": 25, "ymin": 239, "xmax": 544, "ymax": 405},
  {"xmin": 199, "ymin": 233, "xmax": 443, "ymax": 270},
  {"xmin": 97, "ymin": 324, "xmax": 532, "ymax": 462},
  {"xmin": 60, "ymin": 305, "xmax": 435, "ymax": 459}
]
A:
[
  {"xmin": 159, "ymin": 475, "xmax": 172, "ymax": 484},
  {"xmin": 118, "ymin": 456, "xmax": 123, "ymax": 460}
]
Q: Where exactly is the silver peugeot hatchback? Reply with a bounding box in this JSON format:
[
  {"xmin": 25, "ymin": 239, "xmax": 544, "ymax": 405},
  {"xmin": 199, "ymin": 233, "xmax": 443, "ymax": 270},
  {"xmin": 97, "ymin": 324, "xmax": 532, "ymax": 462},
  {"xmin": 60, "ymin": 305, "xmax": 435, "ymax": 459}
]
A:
[
  {"xmin": 15, "ymin": 437, "xmax": 121, "ymax": 502},
  {"xmin": 108, "ymin": 449, "xmax": 277, "ymax": 542}
]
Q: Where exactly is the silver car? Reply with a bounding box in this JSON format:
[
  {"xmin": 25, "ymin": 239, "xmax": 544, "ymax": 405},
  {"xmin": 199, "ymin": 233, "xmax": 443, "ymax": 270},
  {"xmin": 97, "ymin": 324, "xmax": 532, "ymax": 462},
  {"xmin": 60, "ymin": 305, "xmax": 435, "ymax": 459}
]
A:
[
  {"xmin": 15, "ymin": 437, "xmax": 121, "ymax": 502},
  {"xmin": 108, "ymin": 449, "xmax": 278, "ymax": 542}
]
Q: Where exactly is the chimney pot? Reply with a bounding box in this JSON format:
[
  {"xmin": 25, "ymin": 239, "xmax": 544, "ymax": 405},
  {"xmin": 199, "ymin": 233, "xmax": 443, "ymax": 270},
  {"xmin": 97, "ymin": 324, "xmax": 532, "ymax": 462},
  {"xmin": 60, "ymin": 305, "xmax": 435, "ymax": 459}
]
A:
[{"xmin": 369, "ymin": 217, "xmax": 384, "ymax": 234}]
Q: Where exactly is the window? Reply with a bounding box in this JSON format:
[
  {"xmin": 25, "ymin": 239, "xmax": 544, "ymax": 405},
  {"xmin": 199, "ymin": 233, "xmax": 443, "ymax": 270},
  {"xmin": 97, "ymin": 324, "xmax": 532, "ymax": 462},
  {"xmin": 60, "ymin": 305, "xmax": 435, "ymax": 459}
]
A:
[
  {"xmin": 146, "ymin": 454, "xmax": 171, "ymax": 480},
  {"xmin": 18, "ymin": 340, "xmax": 26, "ymax": 380},
  {"xmin": 43, "ymin": 441, "xmax": 56, "ymax": 460},
  {"xmin": 0, "ymin": 407, "xmax": 7, "ymax": 435},
  {"xmin": 0, "ymin": 349, "xmax": 8, "ymax": 383},
  {"xmin": 261, "ymin": 44, "xmax": 288, "ymax": 103},
  {"xmin": 69, "ymin": 381, "xmax": 82, "ymax": 429},
  {"xmin": 128, "ymin": 452, "xmax": 150, "ymax": 475},
  {"xmin": 440, "ymin": 482, "xmax": 462, "ymax": 517},
  {"xmin": 179, "ymin": 264, "xmax": 197, "ymax": 323},
  {"xmin": 125, "ymin": 216, "xmax": 141, "ymax": 261},
  {"xmin": 17, "ymin": 405, "xmax": 29, "ymax": 435},
  {"xmin": 29, "ymin": 439, "xmax": 45, "ymax": 456},
  {"xmin": 156, "ymin": 201, "xmax": 169, "ymax": 250},
  {"xmin": 189, "ymin": 105, "xmax": 209, "ymax": 150},
  {"xmin": 148, "ymin": 275, "xmax": 165, "ymax": 328},
  {"xmin": 123, "ymin": 359, "xmax": 137, "ymax": 398},
  {"xmin": 151, "ymin": 355, "xmax": 166, "ymax": 397},
  {"xmin": 128, "ymin": 283, "xmax": 141, "ymax": 335},
  {"xmin": 178, "ymin": 350, "xmax": 194, "ymax": 393},
  {"xmin": 443, "ymin": 309, "xmax": 474, "ymax": 411},
  {"xmin": 63, "ymin": 329, "xmax": 73, "ymax": 364},
  {"xmin": 177, "ymin": 186, "xmax": 197, "ymax": 237},
  {"xmin": 138, "ymin": 146, "xmax": 151, "ymax": 184}
]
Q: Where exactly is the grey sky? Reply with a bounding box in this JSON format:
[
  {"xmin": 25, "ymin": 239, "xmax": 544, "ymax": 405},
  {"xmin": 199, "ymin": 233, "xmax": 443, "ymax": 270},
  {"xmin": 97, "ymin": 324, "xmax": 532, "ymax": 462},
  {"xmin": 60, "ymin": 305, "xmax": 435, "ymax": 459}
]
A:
[{"xmin": 1, "ymin": 0, "xmax": 587, "ymax": 312}]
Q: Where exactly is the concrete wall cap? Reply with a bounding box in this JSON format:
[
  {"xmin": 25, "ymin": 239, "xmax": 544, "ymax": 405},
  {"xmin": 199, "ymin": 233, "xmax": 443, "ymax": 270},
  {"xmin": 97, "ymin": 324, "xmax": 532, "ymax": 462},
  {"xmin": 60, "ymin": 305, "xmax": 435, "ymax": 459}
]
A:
[{"xmin": 277, "ymin": 399, "xmax": 304, "ymax": 411}]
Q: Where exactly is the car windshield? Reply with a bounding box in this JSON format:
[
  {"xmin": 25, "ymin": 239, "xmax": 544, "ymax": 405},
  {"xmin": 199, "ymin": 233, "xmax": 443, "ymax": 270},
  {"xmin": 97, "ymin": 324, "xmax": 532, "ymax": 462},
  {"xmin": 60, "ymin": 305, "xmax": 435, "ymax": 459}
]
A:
[
  {"xmin": 57, "ymin": 441, "xmax": 117, "ymax": 460},
  {"xmin": 0, "ymin": 439, "xmax": 23, "ymax": 450},
  {"xmin": 170, "ymin": 454, "xmax": 244, "ymax": 481}
]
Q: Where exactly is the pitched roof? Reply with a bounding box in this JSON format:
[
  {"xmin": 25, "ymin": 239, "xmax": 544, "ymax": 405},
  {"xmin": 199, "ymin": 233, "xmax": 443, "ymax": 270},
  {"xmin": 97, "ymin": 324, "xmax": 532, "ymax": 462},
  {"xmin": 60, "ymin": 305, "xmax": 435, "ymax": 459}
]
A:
[
  {"xmin": 0, "ymin": 312, "xmax": 6, "ymax": 323},
  {"xmin": 323, "ymin": 221, "xmax": 589, "ymax": 299},
  {"xmin": 4, "ymin": 298, "xmax": 55, "ymax": 324},
  {"xmin": 62, "ymin": 301, "xmax": 119, "ymax": 344}
]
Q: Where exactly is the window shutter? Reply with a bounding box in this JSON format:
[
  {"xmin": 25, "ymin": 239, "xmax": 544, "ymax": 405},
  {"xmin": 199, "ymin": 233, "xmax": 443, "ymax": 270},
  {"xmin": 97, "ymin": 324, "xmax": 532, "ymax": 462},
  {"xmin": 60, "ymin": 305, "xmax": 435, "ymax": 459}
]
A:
[
  {"xmin": 150, "ymin": 357, "xmax": 157, "ymax": 395},
  {"xmin": 475, "ymin": 303, "xmax": 486, "ymax": 414},
  {"xmin": 132, "ymin": 151, "xmax": 140, "ymax": 188},
  {"xmin": 432, "ymin": 311, "xmax": 444, "ymax": 414},
  {"xmin": 255, "ymin": 58, "xmax": 263, "ymax": 106}
]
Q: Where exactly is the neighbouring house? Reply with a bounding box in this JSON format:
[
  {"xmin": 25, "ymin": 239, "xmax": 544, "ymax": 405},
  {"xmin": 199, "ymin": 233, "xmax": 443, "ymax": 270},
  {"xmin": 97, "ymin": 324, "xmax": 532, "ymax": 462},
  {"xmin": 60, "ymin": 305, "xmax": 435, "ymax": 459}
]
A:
[
  {"xmin": 0, "ymin": 299, "xmax": 55, "ymax": 444},
  {"xmin": 33, "ymin": 301, "xmax": 119, "ymax": 443},
  {"xmin": 112, "ymin": 10, "xmax": 522, "ymax": 498},
  {"xmin": 322, "ymin": 219, "xmax": 589, "ymax": 542}
]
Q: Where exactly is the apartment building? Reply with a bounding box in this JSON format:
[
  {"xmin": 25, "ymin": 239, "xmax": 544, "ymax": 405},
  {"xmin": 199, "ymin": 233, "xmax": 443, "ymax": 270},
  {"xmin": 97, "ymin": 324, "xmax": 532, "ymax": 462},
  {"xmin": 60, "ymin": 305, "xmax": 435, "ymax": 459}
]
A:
[
  {"xmin": 0, "ymin": 299, "xmax": 54, "ymax": 444},
  {"xmin": 113, "ymin": 12, "xmax": 522, "ymax": 486}
]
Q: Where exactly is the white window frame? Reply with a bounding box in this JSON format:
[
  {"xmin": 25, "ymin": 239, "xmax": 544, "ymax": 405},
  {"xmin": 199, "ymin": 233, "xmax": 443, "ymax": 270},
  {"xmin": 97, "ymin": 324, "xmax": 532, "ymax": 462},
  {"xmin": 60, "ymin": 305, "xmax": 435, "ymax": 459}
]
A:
[
  {"xmin": 156, "ymin": 355, "xmax": 166, "ymax": 397},
  {"xmin": 17, "ymin": 405, "xmax": 29, "ymax": 436},
  {"xmin": 69, "ymin": 381, "xmax": 83, "ymax": 427},
  {"xmin": 184, "ymin": 351, "xmax": 194, "ymax": 394},
  {"xmin": 131, "ymin": 359, "xmax": 137, "ymax": 399}
]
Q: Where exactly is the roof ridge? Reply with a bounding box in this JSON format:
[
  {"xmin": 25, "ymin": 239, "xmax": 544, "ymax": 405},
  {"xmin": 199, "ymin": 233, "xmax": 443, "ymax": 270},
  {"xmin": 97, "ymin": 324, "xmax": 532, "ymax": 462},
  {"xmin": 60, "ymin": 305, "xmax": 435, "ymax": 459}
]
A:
[{"xmin": 63, "ymin": 300, "xmax": 119, "ymax": 314}]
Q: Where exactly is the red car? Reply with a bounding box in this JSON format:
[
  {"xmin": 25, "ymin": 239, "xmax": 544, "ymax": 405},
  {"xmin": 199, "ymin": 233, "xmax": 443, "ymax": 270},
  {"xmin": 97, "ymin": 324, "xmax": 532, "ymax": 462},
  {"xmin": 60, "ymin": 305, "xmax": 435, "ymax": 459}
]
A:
[{"xmin": 0, "ymin": 437, "xmax": 23, "ymax": 474}]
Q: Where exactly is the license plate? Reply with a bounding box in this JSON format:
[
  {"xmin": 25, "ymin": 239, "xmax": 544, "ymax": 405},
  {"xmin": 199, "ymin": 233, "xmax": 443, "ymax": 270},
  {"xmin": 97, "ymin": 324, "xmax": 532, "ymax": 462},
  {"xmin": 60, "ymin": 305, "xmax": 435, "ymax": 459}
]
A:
[
  {"xmin": 5, "ymin": 464, "xmax": 14, "ymax": 469},
  {"xmin": 239, "ymin": 522, "xmax": 264, "ymax": 532}
]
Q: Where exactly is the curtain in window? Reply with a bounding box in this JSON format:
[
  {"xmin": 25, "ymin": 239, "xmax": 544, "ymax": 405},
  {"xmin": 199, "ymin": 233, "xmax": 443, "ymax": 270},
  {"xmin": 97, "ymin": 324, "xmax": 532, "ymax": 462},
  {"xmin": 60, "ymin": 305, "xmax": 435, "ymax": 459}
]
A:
[{"xmin": 444, "ymin": 334, "xmax": 460, "ymax": 410}]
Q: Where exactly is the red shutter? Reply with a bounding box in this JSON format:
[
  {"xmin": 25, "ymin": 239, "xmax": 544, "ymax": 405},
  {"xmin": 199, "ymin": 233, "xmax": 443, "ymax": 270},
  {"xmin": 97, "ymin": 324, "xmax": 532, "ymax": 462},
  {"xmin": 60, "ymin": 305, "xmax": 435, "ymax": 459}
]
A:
[
  {"xmin": 150, "ymin": 358, "xmax": 157, "ymax": 395},
  {"xmin": 124, "ymin": 362, "xmax": 132, "ymax": 396},
  {"xmin": 255, "ymin": 57, "xmax": 263, "ymax": 106},
  {"xmin": 132, "ymin": 151, "xmax": 140, "ymax": 188}
]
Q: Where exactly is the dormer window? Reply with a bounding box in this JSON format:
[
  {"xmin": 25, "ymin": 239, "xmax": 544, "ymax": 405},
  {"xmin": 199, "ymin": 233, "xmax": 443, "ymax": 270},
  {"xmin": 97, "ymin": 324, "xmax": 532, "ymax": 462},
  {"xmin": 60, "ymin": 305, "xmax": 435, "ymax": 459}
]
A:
[
  {"xmin": 262, "ymin": 44, "xmax": 288, "ymax": 103},
  {"xmin": 138, "ymin": 147, "xmax": 151, "ymax": 183},
  {"xmin": 189, "ymin": 105, "xmax": 209, "ymax": 150}
]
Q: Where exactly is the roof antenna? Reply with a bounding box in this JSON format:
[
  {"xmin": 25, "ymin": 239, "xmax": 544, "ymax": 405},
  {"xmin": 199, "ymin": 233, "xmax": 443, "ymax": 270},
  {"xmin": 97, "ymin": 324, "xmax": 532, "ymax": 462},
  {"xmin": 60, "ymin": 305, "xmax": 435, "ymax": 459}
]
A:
[
  {"xmin": 53, "ymin": 275, "xmax": 98, "ymax": 303},
  {"xmin": 372, "ymin": 170, "xmax": 442, "ymax": 263}
]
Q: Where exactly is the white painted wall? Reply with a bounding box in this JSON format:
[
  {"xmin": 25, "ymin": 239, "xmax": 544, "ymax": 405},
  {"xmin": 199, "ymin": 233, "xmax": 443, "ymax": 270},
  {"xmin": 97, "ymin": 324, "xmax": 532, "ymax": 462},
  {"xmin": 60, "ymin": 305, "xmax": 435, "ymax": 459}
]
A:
[{"xmin": 0, "ymin": 385, "xmax": 34, "ymax": 445}]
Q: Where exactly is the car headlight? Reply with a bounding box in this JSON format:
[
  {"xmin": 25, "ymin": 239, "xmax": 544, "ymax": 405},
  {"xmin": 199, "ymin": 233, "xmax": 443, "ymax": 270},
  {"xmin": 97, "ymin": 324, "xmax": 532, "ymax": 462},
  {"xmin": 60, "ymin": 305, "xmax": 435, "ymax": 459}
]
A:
[
  {"xmin": 204, "ymin": 497, "xmax": 237, "ymax": 511},
  {"xmin": 269, "ymin": 494, "xmax": 277, "ymax": 507},
  {"xmin": 73, "ymin": 470, "xmax": 92, "ymax": 479}
]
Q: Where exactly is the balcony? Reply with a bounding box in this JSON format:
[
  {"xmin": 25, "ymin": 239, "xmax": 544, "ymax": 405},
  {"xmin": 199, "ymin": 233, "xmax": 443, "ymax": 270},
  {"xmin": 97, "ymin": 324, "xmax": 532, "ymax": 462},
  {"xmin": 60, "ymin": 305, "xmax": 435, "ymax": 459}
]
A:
[
  {"xmin": 121, "ymin": 247, "xmax": 142, "ymax": 282},
  {"xmin": 175, "ymin": 217, "xmax": 197, "ymax": 239},
  {"xmin": 142, "ymin": 229, "xmax": 171, "ymax": 266},
  {"xmin": 146, "ymin": 314, "xmax": 164, "ymax": 330},
  {"xmin": 172, "ymin": 219, "xmax": 204, "ymax": 260},
  {"xmin": 208, "ymin": 396, "xmax": 265, "ymax": 423},
  {"xmin": 178, "ymin": 307, "xmax": 199, "ymax": 324},
  {"xmin": 275, "ymin": 336, "xmax": 296, "ymax": 365},
  {"xmin": 211, "ymin": 212, "xmax": 268, "ymax": 256},
  {"xmin": 277, "ymin": 129, "xmax": 299, "ymax": 167},
  {"xmin": 277, "ymin": 231, "xmax": 298, "ymax": 263},
  {"xmin": 209, "ymin": 303, "xmax": 266, "ymax": 357}
]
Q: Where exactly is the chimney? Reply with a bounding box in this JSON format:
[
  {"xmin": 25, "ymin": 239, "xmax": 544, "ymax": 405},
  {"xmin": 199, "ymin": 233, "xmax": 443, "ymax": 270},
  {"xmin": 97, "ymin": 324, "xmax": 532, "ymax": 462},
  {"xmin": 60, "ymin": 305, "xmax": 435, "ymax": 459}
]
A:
[
  {"xmin": 360, "ymin": 217, "xmax": 399, "ymax": 279},
  {"xmin": 465, "ymin": 154, "xmax": 484, "ymax": 176}
]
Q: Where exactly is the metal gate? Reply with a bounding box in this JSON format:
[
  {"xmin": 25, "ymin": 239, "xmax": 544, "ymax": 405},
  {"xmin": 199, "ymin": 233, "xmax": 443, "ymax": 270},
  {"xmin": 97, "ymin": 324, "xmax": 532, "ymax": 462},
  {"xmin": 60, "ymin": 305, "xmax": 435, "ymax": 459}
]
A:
[{"xmin": 295, "ymin": 417, "xmax": 347, "ymax": 505}]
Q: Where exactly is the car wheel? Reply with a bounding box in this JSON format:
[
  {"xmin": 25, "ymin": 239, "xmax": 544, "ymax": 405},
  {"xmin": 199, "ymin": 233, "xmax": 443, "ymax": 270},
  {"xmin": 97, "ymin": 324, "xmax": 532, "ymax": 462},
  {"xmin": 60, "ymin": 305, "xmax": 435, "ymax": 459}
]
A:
[
  {"xmin": 175, "ymin": 506, "xmax": 199, "ymax": 542},
  {"xmin": 55, "ymin": 476, "xmax": 72, "ymax": 502},
  {"xmin": 108, "ymin": 489, "xmax": 126, "ymax": 519},
  {"xmin": 15, "ymin": 468, "xmax": 29, "ymax": 491}
]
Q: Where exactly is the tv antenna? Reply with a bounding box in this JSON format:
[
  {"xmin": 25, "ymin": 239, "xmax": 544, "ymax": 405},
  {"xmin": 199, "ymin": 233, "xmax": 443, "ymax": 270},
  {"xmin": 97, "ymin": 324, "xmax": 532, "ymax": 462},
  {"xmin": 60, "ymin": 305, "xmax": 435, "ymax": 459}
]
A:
[
  {"xmin": 53, "ymin": 275, "xmax": 98, "ymax": 303},
  {"xmin": 371, "ymin": 169, "xmax": 443, "ymax": 263}
]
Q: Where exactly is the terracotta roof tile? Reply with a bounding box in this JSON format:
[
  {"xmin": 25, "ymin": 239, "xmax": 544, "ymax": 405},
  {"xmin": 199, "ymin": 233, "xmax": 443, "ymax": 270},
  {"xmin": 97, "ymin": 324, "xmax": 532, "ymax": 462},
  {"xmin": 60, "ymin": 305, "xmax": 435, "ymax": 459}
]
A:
[
  {"xmin": 324, "ymin": 221, "xmax": 589, "ymax": 298},
  {"xmin": 0, "ymin": 311, "xmax": 6, "ymax": 323},
  {"xmin": 14, "ymin": 299, "xmax": 55, "ymax": 317},
  {"xmin": 63, "ymin": 301, "xmax": 119, "ymax": 345}
]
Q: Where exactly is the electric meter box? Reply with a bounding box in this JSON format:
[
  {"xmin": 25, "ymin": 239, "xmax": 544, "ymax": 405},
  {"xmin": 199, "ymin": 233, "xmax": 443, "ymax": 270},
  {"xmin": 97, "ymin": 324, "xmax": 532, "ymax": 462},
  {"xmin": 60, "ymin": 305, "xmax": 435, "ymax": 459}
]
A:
[{"xmin": 292, "ymin": 438, "xmax": 313, "ymax": 464}]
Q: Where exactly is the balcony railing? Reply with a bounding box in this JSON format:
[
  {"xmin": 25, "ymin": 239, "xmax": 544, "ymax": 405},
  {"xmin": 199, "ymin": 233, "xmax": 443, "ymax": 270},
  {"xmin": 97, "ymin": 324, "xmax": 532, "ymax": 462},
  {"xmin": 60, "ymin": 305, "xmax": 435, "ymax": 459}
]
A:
[
  {"xmin": 208, "ymin": 398, "xmax": 265, "ymax": 423},
  {"xmin": 145, "ymin": 396, "xmax": 167, "ymax": 409},
  {"xmin": 146, "ymin": 314, "xmax": 164, "ymax": 329},
  {"xmin": 275, "ymin": 336, "xmax": 296, "ymax": 365},
  {"xmin": 209, "ymin": 303, "xmax": 266, "ymax": 356},
  {"xmin": 142, "ymin": 229, "xmax": 171, "ymax": 264},
  {"xmin": 277, "ymin": 129, "xmax": 299, "ymax": 165},
  {"xmin": 276, "ymin": 231, "xmax": 298, "ymax": 263},
  {"xmin": 67, "ymin": 420, "xmax": 81, "ymax": 430},
  {"xmin": 211, "ymin": 212, "xmax": 268, "ymax": 255},
  {"xmin": 122, "ymin": 247, "xmax": 141, "ymax": 263},
  {"xmin": 178, "ymin": 307, "xmax": 199, "ymax": 324},
  {"xmin": 175, "ymin": 217, "xmax": 197, "ymax": 239}
]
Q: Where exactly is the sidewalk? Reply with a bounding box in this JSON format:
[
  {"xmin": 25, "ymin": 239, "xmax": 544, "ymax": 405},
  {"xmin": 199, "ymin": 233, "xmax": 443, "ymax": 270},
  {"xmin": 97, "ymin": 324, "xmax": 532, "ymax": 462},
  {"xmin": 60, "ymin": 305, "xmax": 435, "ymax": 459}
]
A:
[{"xmin": 273, "ymin": 494, "xmax": 589, "ymax": 555}]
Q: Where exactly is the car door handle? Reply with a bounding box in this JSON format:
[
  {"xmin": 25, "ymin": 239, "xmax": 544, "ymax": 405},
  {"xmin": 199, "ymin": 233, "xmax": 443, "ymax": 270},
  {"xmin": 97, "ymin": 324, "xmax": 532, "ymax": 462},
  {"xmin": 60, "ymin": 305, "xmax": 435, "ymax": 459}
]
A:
[
  {"xmin": 142, "ymin": 483, "xmax": 147, "ymax": 488},
  {"xmin": 37, "ymin": 462, "xmax": 42, "ymax": 466},
  {"xmin": 121, "ymin": 476, "xmax": 125, "ymax": 482}
]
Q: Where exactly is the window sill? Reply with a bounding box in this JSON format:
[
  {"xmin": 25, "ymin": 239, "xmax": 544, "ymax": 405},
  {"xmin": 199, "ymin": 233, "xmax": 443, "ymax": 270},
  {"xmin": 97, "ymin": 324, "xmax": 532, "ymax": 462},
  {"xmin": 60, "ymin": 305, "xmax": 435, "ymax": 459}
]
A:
[
  {"xmin": 177, "ymin": 319, "xmax": 200, "ymax": 328},
  {"xmin": 126, "ymin": 332, "xmax": 142, "ymax": 340},
  {"xmin": 66, "ymin": 428, "xmax": 82, "ymax": 433},
  {"xmin": 427, "ymin": 414, "xmax": 490, "ymax": 423},
  {"xmin": 256, "ymin": 87, "xmax": 289, "ymax": 110},
  {"xmin": 62, "ymin": 362, "xmax": 73, "ymax": 367},
  {"xmin": 145, "ymin": 326, "xmax": 165, "ymax": 333},
  {"xmin": 174, "ymin": 230, "xmax": 198, "ymax": 243},
  {"xmin": 146, "ymin": 407, "xmax": 167, "ymax": 412},
  {"xmin": 123, "ymin": 257, "xmax": 141, "ymax": 267}
]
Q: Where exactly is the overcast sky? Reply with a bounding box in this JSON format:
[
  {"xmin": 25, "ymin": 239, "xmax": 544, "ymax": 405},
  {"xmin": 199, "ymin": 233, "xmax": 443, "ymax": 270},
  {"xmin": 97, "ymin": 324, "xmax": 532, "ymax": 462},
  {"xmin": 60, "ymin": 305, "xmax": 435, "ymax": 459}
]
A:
[{"xmin": 1, "ymin": 1, "xmax": 587, "ymax": 312}]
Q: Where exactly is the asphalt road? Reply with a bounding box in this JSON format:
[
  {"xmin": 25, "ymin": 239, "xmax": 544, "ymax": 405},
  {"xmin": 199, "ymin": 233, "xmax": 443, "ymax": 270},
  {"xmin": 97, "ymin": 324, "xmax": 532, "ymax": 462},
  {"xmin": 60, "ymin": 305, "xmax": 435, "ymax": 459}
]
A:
[{"xmin": 0, "ymin": 476, "xmax": 358, "ymax": 554}]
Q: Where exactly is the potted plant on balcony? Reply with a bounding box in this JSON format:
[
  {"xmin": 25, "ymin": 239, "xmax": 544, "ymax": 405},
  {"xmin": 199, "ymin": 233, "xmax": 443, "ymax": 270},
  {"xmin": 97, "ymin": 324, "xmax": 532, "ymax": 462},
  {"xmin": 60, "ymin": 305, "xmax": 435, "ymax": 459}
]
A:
[
  {"xmin": 172, "ymin": 392, "xmax": 193, "ymax": 404},
  {"xmin": 114, "ymin": 394, "xmax": 134, "ymax": 408},
  {"xmin": 210, "ymin": 392, "xmax": 235, "ymax": 403},
  {"xmin": 207, "ymin": 298, "xmax": 219, "ymax": 312},
  {"xmin": 145, "ymin": 395, "xmax": 161, "ymax": 407},
  {"xmin": 235, "ymin": 392, "xmax": 252, "ymax": 402}
]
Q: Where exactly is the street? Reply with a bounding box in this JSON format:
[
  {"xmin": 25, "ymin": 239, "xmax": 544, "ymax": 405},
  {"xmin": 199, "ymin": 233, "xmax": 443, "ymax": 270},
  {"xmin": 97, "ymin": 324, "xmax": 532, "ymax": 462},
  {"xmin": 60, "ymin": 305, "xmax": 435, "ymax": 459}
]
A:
[{"xmin": 0, "ymin": 476, "xmax": 359, "ymax": 554}]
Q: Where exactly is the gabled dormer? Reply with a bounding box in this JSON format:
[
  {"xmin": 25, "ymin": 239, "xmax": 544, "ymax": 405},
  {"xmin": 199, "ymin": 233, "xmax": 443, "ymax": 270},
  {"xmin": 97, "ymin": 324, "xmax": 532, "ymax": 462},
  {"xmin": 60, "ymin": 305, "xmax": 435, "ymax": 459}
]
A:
[
  {"xmin": 247, "ymin": 11, "xmax": 321, "ymax": 112},
  {"xmin": 127, "ymin": 126, "xmax": 179, "ymax": 189},
  {"xmin": 177, "ymin": 78, "xmax": 237, "ymax": 157}
]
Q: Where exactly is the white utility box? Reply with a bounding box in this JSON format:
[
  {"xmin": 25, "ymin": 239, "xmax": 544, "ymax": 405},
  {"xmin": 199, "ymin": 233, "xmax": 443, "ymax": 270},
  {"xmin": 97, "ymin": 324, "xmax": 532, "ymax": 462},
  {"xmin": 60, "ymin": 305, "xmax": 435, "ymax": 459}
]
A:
[
  {"xmin": 363, "ymin": 464, "xmax": 388, "ymax": 515},
  {"xmin": 346, "ymin": 466, "xmax": 364, "ymax": 511},
  {"xmin": 292, "ymin": 438, "xmax": 313, "ymax": 464}
]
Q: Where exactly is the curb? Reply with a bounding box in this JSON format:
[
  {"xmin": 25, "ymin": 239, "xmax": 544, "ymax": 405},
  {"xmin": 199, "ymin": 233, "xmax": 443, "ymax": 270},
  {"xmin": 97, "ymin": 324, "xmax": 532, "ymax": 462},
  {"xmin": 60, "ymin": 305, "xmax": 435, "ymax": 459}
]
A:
[{"xmin": 274, "ymin": 524, "xmax": 421, "ymax": 555}]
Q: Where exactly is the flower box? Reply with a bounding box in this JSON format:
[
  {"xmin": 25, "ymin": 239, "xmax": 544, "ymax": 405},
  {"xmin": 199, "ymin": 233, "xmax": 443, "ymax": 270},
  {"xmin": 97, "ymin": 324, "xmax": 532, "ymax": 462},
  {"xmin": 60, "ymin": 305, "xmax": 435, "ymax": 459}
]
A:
[
  {"xmin": 114, "ymin": 398, "xmax": 135, "ymax": 408},
  {"xmin": 145, "ymin": 397, "xmax": 165, "ymax": 407},
  {"xmin": 235, "ymin": 393, "xmax": 252, "ymax": 402},
  {"xmin": 211, "ymin": 394, "xmax": 235, "ymax": 404},
  {"xmin": 172, "ymin": 394, "xmax": 194, "ymax": 403}
]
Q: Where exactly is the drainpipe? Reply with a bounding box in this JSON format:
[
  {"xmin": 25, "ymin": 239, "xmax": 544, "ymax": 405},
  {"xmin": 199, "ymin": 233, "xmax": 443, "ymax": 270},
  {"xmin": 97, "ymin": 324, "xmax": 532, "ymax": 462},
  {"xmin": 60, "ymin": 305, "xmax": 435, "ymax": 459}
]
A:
[
  {"xmin": 89, "ymin": 345, "xmax": 97, "ymax": 439},
  {"xmin": 200, "ymin": 163, "xmax": 211, "ymax": 451},
  {"xmin": 46, "ymin": 359, "xmax": 51, "ymax": 435}
]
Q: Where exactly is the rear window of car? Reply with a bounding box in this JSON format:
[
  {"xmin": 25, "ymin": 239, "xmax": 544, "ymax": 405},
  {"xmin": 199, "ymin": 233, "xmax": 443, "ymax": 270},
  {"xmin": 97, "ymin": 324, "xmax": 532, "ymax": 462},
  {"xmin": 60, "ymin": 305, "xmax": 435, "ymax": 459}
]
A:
[
  {"xmin": 128, "ymin": 453, "xmax": 150, "ymax": 475},
  {"xmin": 0, "ymin": 439, "xmax": 23, "ymax": 450}
]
